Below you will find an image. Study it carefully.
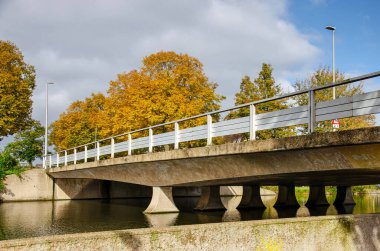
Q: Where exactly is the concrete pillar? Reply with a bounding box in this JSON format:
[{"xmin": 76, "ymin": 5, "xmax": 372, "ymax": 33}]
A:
[
  {"xmin": 333, "ymin": 186, "xmax": 356, "ymax": 206},
  {"xmin": 273, "ymin": 185, "xmax": 299, "ymax": 208},
  {"xmin": 237, "ymin": 185, "xmax": 266, "ymax": 209},
  {"xmin": 194, "ymin": 186, "xmax": 226, "ymax": 211},
  {"xmin": 305, "ymin": 186, "xmax": 329, "ymax": 207},
  {"xmin": 144, "ymin": 187, "xmax": 179, "ymax": 214}
]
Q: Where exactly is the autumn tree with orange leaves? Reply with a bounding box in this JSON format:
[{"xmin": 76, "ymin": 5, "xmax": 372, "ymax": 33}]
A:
[
  {"xmin": 50, "ymin": 52, "xmax": 224, "ymax": 150},
  {"xmin": 0, "ymin": 41, "xmax": 36, "ymax": 139},
  {"xmin": 50, "ymin": 93, "xmax": 105, "ymax": 150}
]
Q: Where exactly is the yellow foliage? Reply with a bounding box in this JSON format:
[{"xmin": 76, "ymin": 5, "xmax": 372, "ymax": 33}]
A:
[
  {"xmin": 50, "ymin": 93, "xmax": 105, "ymax": 150},
  {"xmin": 0, "ymin": 40, "xmax": 36, "ymax": 138},
  {"xmin": 50, "ymin": 51, "xmax": 225, "ymax": 150},
  {"xmin": 100, "ymin": 51, "xmax": 225, "ymax": 139}
]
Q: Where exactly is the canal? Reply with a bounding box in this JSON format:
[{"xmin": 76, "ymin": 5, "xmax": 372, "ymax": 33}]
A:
[{"xmin": 1, "ymin": 193, "xmax": 380, "ymax": 241}]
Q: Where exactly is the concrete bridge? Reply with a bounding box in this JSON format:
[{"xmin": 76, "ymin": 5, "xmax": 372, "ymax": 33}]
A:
[{"xmin": 45, "ymin": 71, "xmax": 380, "ymax": 213}]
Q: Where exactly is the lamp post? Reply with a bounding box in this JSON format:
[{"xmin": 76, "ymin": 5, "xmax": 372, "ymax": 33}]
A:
[
  {"xmin": 325, "ymin": 26, "xmax": 336, "ymax": 99},
  {"xmin": 44, "ymin": 82, "xmax": 54, "ymax": 168}
]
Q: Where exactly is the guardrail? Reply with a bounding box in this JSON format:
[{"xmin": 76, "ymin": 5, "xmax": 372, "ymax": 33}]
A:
[{"xmin": 43, "ymin": 71, "xmax": 380, "ymax": 168}]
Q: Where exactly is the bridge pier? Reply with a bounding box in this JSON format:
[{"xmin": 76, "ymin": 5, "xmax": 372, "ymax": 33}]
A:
[
  {"xmin": 305, "ymin": 186, "xmax": 329, "ymax": 207},
  {"xmin": 333, "ymin": 186, "xmax": 356, "ymax": 206},
  {"xmin": 144, "ymin": 187, "xmax": 179, "ymax": 214},
  {"xmin": 194, "ymin": 186, "xmax": 226, "ymax": 211},
  {"xmin": 273, "ymin": 185, "xmax": 299, "ymax": 208},
  {"xmin": 237, "ymin": 185, "xmax": 266, "ymax": 209}
]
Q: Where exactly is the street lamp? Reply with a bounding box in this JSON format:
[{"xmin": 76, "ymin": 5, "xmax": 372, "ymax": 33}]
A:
[
  {"xmin": 44, "ymin": 82, "xmax": 54, "ymax": 168},
  {"xmin": 325, "ymin": 25, "xmax": 336, "ymax": 99}
]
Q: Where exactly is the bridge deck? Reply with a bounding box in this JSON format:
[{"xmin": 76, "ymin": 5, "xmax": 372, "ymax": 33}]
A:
[{"xmin": 47, "ymin": 127, "xmax": 380, "ymax": 187}]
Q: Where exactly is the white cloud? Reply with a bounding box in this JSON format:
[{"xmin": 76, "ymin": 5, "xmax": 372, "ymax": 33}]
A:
[{"xmin": 0, "ymin": 0, "xmax": 320, "ymax": 126}]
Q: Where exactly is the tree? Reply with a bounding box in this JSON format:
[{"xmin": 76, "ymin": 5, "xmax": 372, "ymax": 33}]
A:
[
  {"xmin": 0, "ymin": 150, "xmax": 21, "ymax": 191},
  {"xmin": 0, "ymin": 150, "xmax": 18, "ymax": 172},
  {"xmin": 50, "ymin": 52, "xmax": 224, "ymax": 150},
  {"xmin": 227, "ymin": 63, "xmax": 295, "ymax": 141},
  {"xmin": 5, "ymin": 121, "xmax": 44, "ymax": 167},
  {"xmin": 293, "ymin": 67, "xmax": 375, "ymax": 133},
  {"xmin": 100, "ymin": 51, "xmax": 225, "ymax": 139},
  {"xmin": 0, "ymin": 41, "xmax": 36, "ymax": 140},
  {"xmin": 50, "ymin": 93, "xmax": 105, "ymax": 150}
]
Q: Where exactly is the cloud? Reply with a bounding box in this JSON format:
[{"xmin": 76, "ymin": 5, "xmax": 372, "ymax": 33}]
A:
[{"xmin": 0, "ymin": 0, "xmax": 320, "ymax": 127}]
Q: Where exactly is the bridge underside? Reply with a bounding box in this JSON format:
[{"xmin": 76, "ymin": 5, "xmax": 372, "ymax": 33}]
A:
[{"xmin": 48, "ymin": 127, "xmax": 380, "ymax": 187}]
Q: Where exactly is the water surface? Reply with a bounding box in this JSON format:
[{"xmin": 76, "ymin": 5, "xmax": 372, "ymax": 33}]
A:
[{"xmin": 1, "ymin": 193, "xmax": 379, "ymax": 241}]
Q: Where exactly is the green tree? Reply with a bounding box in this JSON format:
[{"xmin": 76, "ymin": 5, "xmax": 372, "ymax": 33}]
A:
[
  {"xmin": 228, "ymin": 63, "xmax": 295, "ymax": 141},
  {"xmin": 0, "ymin": 150, "xmax": 21, "ymax": 191},
  {"xmin": 5, "ymin": 121, "xmax": 44, "ymax": 167},
  {"xmin": 0, "ymin": 150, "xmax": 18, "ymax": 172},
  {"xmin": 0, "ymin": 41, "xmax": 36, "ymax": 140},
  {"xmin": 293, "ymin": 67, "xmax": 375, "ymax": 133}
]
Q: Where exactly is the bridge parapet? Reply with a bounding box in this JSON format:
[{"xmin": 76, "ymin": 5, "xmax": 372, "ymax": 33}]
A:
[{"xmin": 44, "ymin": 71, "xmax": 380, "ymax": 168}]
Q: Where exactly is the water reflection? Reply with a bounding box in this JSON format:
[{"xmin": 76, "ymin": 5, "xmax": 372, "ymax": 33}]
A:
[{"xmin": 1, "ymin": 193, "xmax": 380, "ymax": 240}]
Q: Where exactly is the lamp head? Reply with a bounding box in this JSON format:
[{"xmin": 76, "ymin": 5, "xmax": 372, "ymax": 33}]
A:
[{"xmin": 325, "ymin": 26, "xmax": 336, "ymax": 31}]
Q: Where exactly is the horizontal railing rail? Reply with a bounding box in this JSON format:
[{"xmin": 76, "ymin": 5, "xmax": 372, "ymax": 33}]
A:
[{"xmin": 43, "ymin": 71, "xmax": 380, "ymax": 169}]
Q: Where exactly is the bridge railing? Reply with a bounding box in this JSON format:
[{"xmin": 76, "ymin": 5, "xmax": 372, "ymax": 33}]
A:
[{"xmin": 43, "ymin": 71, "xmax": 380, "ymax": 168}]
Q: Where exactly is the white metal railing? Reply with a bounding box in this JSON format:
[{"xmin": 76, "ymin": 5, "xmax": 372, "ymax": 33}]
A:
[{"xmin": 43, "ymin": 71, "xmax": 380, "ymax": 168}]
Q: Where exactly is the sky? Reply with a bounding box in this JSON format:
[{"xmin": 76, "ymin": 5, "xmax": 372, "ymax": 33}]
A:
[{"xmin": 0, "ymin": 0, "xmax": 379, "ymax": 147}]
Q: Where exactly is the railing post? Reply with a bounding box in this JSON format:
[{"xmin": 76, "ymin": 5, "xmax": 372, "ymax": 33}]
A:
[
  {"xmin": 249, "ymin": 104, "xmax": 256, "ymax": 140},
  {"xmin": 74, "ymin": 148, "xmax": 77, "ymax": 164},
  {"xmin": 96, "ymin": 142, "xmax": 100, "ymax": 161},
  {"xmin": 149, "ymin": 128, "xmax": 153, "ymax": 153},
  {"xmin": 64, "ymin": 150, "xmax": 67, "ymax": 166},
  {"xmin": 128, "ymin": 133, "xmax": 132, "ymax": 155},
  {"xmin": 56, "ymin": 153, "xmax": 59, "ymax": 168},
  {"xmin": 207, "ymin": 114, "xmax": 212, "ymax": 146},
  {"xmin": 84, "ymin": 145, "xmax": 88, "ymax": 163},
  {"xmin": 174, "ymin": 122, "xmax": 179, "ymax": 150},
  {"xmin": 308, "ymin": 90, "xmax": 316, "ymax": 134},
  {"xmin": 111, "ymin": 137, "xmax": 115, "ymax": 158},
  {"xmin": 49, "ymin": 155, "xmax": 52, "ymax": 168}
]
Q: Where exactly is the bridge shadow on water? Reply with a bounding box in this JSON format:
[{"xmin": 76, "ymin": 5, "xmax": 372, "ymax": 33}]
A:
[{"xmin": 1, "ymin": 193, "xmax": 380, "ymax": 242}]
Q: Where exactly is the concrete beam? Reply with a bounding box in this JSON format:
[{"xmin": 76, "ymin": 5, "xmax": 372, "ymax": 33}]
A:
[
  {"xmin": 47, "ymin": 127, "xmax": 380, "ymax": 187},
  {"xmin": 273, "ymin": 185, "xmax": 299, "ymax": 208},
  {"xmin": 305, "ymin": 186, "xmax": 329, "ymax": 207},
  {"xmin": 333, "ymin": 186, "xmax": 356, "ymax": 206},
  {"xmin": 194, "ymin": 186, "xmax": 226, "ymax": 211},
  {"xmin": 144, "ymin": 187, "xmax": 179, "ymax": 214},
  {"xmin": 237, "ymin": 185, "xmax": 266, "ymax": 209}
]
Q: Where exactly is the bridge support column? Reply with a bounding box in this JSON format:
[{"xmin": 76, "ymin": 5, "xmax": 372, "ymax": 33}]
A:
[
  {"xmin": 305, "ymin": 186, "xmax": 329, "ymax": 207},
  {"xmin": 333, "ymin": 186, "xmax": 356, "ymax": 206},
  {"xmin": 237, "ymin": 185, "xmax": 266, "ymax": 209},
  {"xmin": 144, "ymin": 187, "xmax": 179, "ymax": 214},
  {"xmin": 195, "ymin": 186, "xmax": 226, "ymax": 211},
  {"xmin": 274, "ymin": 185, "xmax": 299, "ymax": 208}
]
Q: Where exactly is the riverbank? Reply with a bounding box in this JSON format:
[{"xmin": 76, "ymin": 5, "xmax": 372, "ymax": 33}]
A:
[{"xmin": 0, "ymin": 214, "xmax": 379, "ymax": 250}]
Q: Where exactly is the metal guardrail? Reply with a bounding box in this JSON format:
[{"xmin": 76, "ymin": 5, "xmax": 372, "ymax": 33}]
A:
[{"xmin": 43, "ymin": 71, "xmax": 380, "ymax": 168}]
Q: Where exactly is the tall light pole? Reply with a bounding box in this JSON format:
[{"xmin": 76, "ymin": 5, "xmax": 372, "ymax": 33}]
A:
[
  {"xmin": 325, "ymin": 26, "xmax": 336, "ymax": 99},
  {"xmin": 44, "ymin": 82, "xmax": 54, "ymax": 168}
]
